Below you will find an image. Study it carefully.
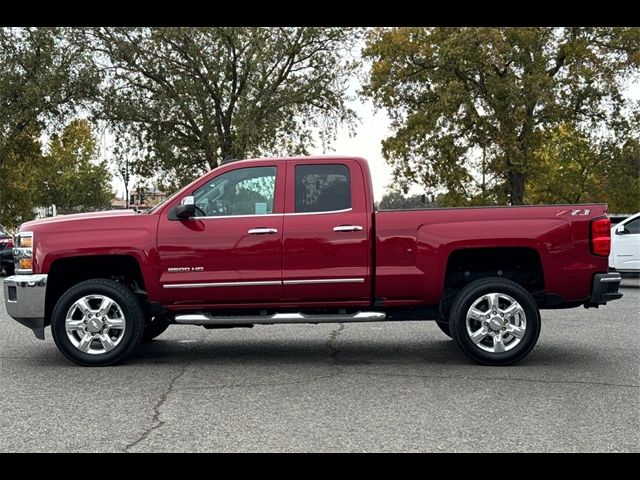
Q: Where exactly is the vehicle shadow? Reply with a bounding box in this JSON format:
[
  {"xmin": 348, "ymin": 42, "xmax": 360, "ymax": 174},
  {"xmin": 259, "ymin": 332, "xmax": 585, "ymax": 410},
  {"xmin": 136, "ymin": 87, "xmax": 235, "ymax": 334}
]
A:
[
  {"xmin": 122, "ymin": 336, "xmax": 608, "ymax": 370},
  {"xmin": 11, "ymin": 330, "xmax": 615, "ymax": 370}
]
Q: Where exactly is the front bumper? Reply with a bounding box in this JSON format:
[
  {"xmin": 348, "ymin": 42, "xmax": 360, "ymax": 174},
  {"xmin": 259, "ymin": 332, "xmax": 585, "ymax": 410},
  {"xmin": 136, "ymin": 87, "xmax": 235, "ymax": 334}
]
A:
[
  {"xmin": 3, "ymin": 274, "xmax": 48, "ymax": 339},
  {"xmin": 585, "ymin": 273, "xmax": 623, "ymax": 308}
]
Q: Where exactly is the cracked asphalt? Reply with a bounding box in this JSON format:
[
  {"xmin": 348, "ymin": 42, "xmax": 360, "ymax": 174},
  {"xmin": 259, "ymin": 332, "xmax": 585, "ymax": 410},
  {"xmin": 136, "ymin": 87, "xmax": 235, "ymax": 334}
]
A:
[{"xmin": 0, "ymin": 278, "xmax": 638, "ymax": 452}]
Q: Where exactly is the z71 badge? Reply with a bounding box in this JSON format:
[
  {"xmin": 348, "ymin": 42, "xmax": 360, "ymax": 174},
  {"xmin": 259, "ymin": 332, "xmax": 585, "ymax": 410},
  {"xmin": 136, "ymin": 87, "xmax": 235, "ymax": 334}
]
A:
[{"xmin": 556, "ymin": 209, "xmax": 591, "ymax": 216}]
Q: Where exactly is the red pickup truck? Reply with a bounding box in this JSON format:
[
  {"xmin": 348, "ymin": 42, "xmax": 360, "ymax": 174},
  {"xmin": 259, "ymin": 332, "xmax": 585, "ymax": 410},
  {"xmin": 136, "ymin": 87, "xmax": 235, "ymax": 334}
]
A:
[{"xmin": 3, "ymin": 156, "xmax": 622, "ymax": 366}]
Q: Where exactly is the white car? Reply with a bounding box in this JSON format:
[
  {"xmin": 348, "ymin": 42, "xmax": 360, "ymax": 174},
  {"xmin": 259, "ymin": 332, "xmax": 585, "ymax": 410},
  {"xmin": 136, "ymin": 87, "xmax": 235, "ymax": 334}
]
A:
[{"xmin": 609, "ymin": 212, "xmax": 640, "ymax": 275}]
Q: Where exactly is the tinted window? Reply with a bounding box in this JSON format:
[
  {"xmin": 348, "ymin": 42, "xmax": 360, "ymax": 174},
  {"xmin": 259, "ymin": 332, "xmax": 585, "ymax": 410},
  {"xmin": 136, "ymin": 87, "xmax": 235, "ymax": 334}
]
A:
[
  {"xmin": 295, "ymin": 164, "xmax": 351, "ymax": 213},
  {"xmin": 193, "ymin": 166, "xmax": 276, "ymax": 217},
  {"xmin": 625, "ymin": 218, "xmax": 640, "ymax": 234}
]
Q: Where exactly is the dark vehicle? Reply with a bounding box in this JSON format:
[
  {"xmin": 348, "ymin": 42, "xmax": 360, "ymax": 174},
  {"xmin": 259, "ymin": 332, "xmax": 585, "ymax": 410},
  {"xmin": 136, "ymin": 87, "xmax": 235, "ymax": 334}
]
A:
[
  {"xmin": 609, "ymin": 214, "xmax": 632, "ymax": 226},
  {"xmin": 0, "ymin": 225, "xmax": 14, "ymax": 276}
]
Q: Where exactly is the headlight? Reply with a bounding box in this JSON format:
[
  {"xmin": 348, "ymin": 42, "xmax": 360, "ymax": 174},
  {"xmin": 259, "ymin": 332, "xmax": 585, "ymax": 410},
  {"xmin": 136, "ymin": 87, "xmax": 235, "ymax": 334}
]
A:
[{"xmin": 14, "ymin": 231, "xmax": 34, "ymax": 274}]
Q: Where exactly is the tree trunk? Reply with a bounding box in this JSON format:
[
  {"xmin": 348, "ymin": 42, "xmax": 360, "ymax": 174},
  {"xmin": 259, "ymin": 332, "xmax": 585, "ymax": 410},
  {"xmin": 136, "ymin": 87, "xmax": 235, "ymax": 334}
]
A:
[{"xmin": 509, "ymin": 172, "xmax": 526, "ymax": 205}]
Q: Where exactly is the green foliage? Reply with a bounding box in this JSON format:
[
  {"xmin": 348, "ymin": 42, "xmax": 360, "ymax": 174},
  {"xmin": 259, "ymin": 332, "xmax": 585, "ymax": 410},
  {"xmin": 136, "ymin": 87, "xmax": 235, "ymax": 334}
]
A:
[
  {"xmin": 527, "ymin": 125, "xmax": 639, "ymax": 212},
  {"xmin": 0, "ymin": 27, "xmax": 100, "ymax": 228},
  {"xmin": 362, "ymin": 27, "xmax": 640, "ymax": 206},
  {"xmin": 378, "ymin": 191, "xmax": 429, "ymax": 210},
  {"xmin": 604, "ymin": 139, "xmax": 640, "ymax": 213},
  {"xmin": 0, "ymin": 127, "xmax": 44, "ymax": 229},
  {"xmin": 39, "ymin": 119, "xmax": 113, "ymax": 214},
  {"xmin": 86, "ymin": 27, "xmax": 361, "ymax": 190}
]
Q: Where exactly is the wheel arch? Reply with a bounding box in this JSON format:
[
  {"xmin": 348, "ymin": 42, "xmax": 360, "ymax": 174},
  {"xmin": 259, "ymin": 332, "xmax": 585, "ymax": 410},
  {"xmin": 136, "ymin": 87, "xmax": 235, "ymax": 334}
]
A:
[
  {"xmin": 44, "ymin": 254, "xmax": 147, "ymax": 326},
  {"xmin": 440, "ymin": 246, "xmax": 545, "ymax": 319}
]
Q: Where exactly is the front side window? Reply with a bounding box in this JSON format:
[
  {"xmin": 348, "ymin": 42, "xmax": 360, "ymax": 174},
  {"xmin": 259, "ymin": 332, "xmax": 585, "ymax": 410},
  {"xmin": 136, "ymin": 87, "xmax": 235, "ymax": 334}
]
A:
[
  {"xmin": 295, "ymin": 164, "xmax": 351, "ymax": 213},
  {"xmin": 193, "ymin": 166, "xmax": 277, "ymax": 217}
]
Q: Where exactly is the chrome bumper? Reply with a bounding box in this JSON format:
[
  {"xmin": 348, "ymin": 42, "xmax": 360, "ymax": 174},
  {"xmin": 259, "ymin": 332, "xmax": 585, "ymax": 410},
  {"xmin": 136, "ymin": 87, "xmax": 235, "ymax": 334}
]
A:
[
  {"xmin": 586, "ymin": 272, "xmax": 623, "ymax": 308},
  {"xmin": 3, "ymin": 274, "xmax": 48, "ymax": 339}
]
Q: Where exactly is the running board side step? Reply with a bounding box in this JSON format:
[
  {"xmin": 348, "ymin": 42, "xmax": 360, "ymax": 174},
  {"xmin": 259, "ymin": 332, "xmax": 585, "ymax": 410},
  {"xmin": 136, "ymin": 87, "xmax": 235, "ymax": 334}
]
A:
[{"xmin": 174, "ymin": 311, "xmax": 387, "ymax": 325}]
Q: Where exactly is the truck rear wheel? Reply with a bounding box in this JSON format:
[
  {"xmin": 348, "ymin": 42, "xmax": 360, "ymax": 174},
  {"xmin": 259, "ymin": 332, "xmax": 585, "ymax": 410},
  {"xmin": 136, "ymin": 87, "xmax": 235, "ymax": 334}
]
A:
[
  {"xmin": 449, "ymin": 277, "xmax": 541, "ymax": 366},
  {"xmin": 51, "ymin": 279, "xmax": 145, "ymax": 366}
]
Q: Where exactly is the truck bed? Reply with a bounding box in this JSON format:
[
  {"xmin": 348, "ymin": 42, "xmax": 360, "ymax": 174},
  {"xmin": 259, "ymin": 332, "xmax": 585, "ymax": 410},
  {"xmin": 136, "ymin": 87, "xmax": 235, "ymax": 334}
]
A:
[{"xmin": 374, "ymin": 204, "xmax": 609, "ymax": 306}]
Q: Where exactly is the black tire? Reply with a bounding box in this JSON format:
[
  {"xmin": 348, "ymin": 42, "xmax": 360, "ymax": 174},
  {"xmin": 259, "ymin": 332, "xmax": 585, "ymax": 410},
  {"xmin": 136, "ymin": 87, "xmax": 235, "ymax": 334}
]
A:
[
  {"xmin": 435, "ymin": 320, "xmax": 452, "ymax": 338},
  {"xmin": 141, "ymin": 316, "xmax": 171, "ymax": 343},
  {"xmin": 449, "ymin": 277, "xmax": 541, "ymax": 366},
  {"xmin": 51, "ymin": 279, "xmax": 145, "ymax": 366}
]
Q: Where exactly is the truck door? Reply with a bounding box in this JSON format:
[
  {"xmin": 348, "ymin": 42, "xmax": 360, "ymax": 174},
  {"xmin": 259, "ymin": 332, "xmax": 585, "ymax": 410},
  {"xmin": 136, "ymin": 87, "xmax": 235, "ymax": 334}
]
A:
[
  {"xmin": 157, "ymin": 164, "xmax": 285, "ymax": 306},
  {"xmin": 282, "ymin": 159, "xmax": 371, "ymax": 303},
  {"xmin": 612, "ymin": 215, "xmax": 640, "ymax": 272}
]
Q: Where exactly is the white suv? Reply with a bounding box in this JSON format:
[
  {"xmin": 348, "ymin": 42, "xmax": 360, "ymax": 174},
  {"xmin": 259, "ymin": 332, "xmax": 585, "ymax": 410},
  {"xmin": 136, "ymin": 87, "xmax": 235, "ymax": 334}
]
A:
[{"xmin": 609, "ymin": 212, "xmax": 640, "ymax": 275}]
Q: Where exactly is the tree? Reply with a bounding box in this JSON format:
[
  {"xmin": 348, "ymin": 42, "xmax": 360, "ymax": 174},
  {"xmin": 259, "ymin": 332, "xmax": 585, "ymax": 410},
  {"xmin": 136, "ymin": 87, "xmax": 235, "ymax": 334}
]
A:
[
  {"xmin": 378, "ymin": 191, "xmax": 429, "ymax": 210},
  {"xmin": 362, "ymin": 27, "xmax": 640, "ymax": 205},
  {"xmin": 85, "ymin": 27, "xmax": 361, "ymax": 189},
  {"xmin": 38, "ymin": 119, "xmax": 113, "ymax": 214},
  {"xmin": 603, "ymin": 139, "xmax": 640, "ymax": 213},
  {"xmin": 0, "ymin": 127, "xmax": 44, "ymax": 229},
  {"xmin": 527, "ymin": 126, "xmax": 639, "ymax": 212},
  {"xmin": 0, "ymin": 27, "xmax": 100, "ymax": 228}
]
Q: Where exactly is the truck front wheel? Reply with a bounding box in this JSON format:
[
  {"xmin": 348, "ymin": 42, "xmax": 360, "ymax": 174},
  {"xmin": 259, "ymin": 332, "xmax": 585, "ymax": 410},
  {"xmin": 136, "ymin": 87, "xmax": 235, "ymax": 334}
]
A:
[
  {"xmin": 51, "ymin": 279, "xmax": 145, "ymax": 366},
  {"xmin": 449, "ymin": 277, "xmax": 541, "ymax": 366}
]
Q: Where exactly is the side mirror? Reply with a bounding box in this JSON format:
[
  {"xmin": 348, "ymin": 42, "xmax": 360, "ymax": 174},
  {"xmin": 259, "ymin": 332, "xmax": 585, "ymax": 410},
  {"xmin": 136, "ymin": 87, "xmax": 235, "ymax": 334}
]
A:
[
  {"xmin": 615, "ymin": 225, "xmax": 626, "ymax": 235},
  {"xmin": 175, "ymin": 196, "xmax": 196, "ymax": 219}
]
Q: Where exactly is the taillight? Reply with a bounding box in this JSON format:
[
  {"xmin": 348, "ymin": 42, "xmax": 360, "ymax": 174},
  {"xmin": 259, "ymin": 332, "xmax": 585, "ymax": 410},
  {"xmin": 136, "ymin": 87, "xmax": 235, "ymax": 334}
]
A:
[{"xmin": 591, "ymin": 218, "xmax": 611, "ymax": 256}]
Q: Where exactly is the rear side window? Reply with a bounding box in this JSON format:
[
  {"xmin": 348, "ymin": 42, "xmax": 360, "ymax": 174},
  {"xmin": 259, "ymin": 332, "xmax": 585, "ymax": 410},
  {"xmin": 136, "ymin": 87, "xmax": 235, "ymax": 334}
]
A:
[
  {"xmin": 295, "ymin": 164, "xmax": 351, "ymax": 213},
  {"xmin": 625, "ymin": 218, "xmax": 640, "ymax": 234}
]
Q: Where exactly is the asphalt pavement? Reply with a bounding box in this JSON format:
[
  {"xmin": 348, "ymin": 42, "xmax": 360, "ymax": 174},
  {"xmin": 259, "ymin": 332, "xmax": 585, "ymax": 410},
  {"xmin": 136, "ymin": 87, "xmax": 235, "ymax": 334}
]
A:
[{"xmin": 0, "ymin": 276, "xmax": 638, "ymax": 452}]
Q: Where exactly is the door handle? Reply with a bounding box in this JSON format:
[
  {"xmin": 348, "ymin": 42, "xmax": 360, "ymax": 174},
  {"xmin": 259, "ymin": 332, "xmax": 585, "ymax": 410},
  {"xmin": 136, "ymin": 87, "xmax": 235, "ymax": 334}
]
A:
[
  {"xmin": 333, "ymin": 225, "xmax": 363, "ymax": 232},
  {"xmin": 248, "ymin": 228, "xmax": 278, "ymax": 235}
]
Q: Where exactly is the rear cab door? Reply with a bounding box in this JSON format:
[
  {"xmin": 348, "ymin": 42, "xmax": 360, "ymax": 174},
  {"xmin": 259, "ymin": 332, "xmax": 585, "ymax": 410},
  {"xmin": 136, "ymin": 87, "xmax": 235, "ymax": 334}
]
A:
[{"xmin": 282, "ymin": 158, "xmax": 372, "ymax": 304}]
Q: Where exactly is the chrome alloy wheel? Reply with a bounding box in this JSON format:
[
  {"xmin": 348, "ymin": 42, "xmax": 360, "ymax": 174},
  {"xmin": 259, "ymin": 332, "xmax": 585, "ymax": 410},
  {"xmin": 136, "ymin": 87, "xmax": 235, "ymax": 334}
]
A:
[
  {"xmin": 465, "ymin": 293, "xmax": 527, "ymax": 354},
  {"xmin": 65, "ymin": 295, "xmax": 126, "ymax": 355}
]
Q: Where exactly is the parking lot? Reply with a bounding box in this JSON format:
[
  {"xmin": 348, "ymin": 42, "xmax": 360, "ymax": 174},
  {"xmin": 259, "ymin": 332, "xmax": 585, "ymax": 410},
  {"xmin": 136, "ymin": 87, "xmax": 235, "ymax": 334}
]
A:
[{"xmin": 0, "ymin": 277, "xmax": 638, "ymax": 452}]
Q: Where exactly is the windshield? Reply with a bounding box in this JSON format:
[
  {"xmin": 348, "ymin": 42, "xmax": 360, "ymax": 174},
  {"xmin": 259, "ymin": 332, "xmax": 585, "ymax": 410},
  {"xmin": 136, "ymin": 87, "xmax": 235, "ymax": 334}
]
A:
[{"xmin": 0, "ymin": 225, "xmax": 8, "ymax": 235}]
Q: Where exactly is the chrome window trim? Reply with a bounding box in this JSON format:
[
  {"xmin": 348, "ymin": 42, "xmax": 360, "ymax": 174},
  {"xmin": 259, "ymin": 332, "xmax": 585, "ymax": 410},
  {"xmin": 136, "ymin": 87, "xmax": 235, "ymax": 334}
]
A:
[
  {"xmin": 191, "ymin": 213, "xmax": 283, "ymax": 220},
  {"xmin": 286, "ymin": 208, "xmax": 353, "ymax": 217},
  {"xmin": 188, "ymin": 207, "xmax": 353, "ymax": 221}
]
